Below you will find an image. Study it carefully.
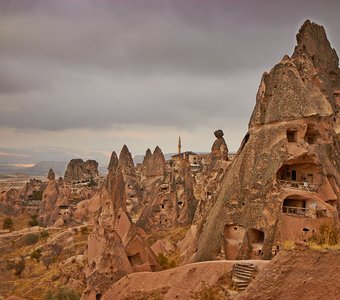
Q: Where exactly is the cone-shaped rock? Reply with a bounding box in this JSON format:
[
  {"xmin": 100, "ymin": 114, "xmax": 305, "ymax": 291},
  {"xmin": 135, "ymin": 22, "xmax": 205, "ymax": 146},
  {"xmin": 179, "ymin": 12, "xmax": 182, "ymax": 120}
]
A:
[
  {"xmin": 119, "ymin": 145, "xmax": 136, "ymax": 177},
  {"xmin": 194, "ymin": 20, "xmax": 340, "ymax": 262},
  {"xmin": 47, "ymin": 168, "xmax": 55, "ymax": 181},
  {"xmin": 145, "ymin": 146, "xmax": 166, "ymax": 177}
]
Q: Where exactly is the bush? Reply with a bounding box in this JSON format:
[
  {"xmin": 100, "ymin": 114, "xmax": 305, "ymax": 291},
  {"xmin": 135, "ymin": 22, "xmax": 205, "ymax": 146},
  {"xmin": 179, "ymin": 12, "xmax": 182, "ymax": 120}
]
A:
[
  {"xmin": 80, "ymin": 226, "xmax": 88, "ymax": 235},
  {"xmin": 11, "ymin": 256, "xmax": 25, "ymax": 278},
  {"xmin": 24, "ymin": 233, "xmax": 40, "ymax": 245},
  {"xmin": 42, "ymin": 255, "xmax": 56, "ymax": 270},
  {"xmin": 319, "ymin": 222, "xmax": 338, "ymax": 246},
  {"xmin": 282, "ymin": 240, "xmax": 294, "ymax": 250},
  {"xmin": 3, "ymin": 217, "xmax": 13, "ymax": 230},
  {"xmin": 33, "ymin": 190, "xmax": 43, "ymax": 200},
  {"xmin": 308, "ymin": 221, "xmax": 338, "ymax": 247},
  {"xmin": 157, "ymin": 253, "xmax": 176, "ymax": 270},
  {"xmin": 87, "ymin": 177, "xmax": 97, "ymax": 188},
  {"xmin": 40, "ymin": 230, "xmax": 49, "ymax": 239},
  {"xmin": 30, "ymin": 249, "xmax": 42, "ymax": 263},
  {"xmin": 28, "ymin": 215, "xmax": 39, "ymax": 227},
  {"xmin": 45, "ymin": 286, "xmax": 80, "ymax": 300}
]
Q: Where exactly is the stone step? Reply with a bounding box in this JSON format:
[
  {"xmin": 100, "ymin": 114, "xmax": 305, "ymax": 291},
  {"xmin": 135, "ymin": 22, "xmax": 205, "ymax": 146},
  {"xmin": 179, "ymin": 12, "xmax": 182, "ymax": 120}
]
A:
[
  {"xmin": 232, "ymin": 275, "xmax": 251, "ymax": 282},
  {"xmin": 233, "ymin": 270, "xmax": 253, "ymax": 276},
  {"xmin": 235, "ymin": 282, "xmax": 250, "ymax": 287},
  {"xmin": 234, "ymin": 264, "xmax": 256, "ymax": 271},
  {"xmin": 234, "ymin": 268, "xmax": 255, "ymax": 274},
  {"xmin": 235, "ymin": 283, "xmax": 250, "ymax": 290}
]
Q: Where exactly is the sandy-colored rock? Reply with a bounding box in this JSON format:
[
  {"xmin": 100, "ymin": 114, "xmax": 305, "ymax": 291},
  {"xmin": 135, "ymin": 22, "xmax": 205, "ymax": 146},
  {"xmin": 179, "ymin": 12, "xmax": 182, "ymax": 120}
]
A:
[
  {"xmin": 102, "ymin": 260, "xmax": 268, "ymax": 300},
  {"xmin": 47, "ymin": 168, "xmax": 55, "ymax": 181},
  {"xmin": 118, "ymin": 145, "xmax": 142, "ymax": 218},
  {"xmin": 211, "ymin": 129, "xmax": 229, "ymax": 160},
  {"xmin": 137, "ymin": 156, "xmax": 197, "ymax": 232},
  {"xmin": 237, "ymin": 250, "xmax": 340, "ymax": 300},
  {"xmin": 119, "ymin": 144, "xmax": 136, "ymax": 177},
  {"xmin": 144, "ymin": 146, "xmax": 166, "ymax": 178},
  {"xmin": 194, "ymin": 21, "xmax": 340, "ymax": 262},
  {"xmin": 151, "ymin": 239, "xmax": 176, "ymax": 256},
  {"xmin": 39, "ymin": 180, "xmax": 60, "ymax": 225},
  {"xmin": 82, "ymin": 228, "xmax": 133, "ymax": 300},
  {"xmin": 64, "ymin": 159, "xmax": 99, "ymax": 182}
]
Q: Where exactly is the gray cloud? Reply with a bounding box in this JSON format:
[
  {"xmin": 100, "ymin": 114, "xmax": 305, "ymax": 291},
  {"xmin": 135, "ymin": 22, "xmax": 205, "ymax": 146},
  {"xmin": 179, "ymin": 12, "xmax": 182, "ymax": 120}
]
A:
[{"xmin": 0, "ymin": 0, "xmax": 340, "ymax": 152}]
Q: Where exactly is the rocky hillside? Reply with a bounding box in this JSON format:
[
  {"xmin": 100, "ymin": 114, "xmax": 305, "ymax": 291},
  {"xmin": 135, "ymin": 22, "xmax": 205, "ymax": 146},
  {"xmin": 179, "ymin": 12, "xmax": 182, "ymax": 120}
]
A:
[{"xmin": 237, "ymin": 250, "xmax": 340, "ymax": 300}]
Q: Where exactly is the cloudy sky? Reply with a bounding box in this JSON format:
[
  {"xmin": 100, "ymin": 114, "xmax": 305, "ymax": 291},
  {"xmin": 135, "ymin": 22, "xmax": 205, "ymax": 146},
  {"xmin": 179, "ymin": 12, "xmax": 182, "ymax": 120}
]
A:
[{"xmin": 1, "ymin": 0, "xmax": 340, "ymax": 162}]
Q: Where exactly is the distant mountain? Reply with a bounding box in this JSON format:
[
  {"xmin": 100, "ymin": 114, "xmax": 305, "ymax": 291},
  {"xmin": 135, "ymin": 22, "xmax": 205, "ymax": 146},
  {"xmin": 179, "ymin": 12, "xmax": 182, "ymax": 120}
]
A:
[
  {"xmin": 0, "ymin": 161, "xmax": 68, "ymax": 177},
  {"xmin": 0, "ymin": 147, "xmax": 109, "ymax": 165},
  {"xmin": 25, "ymin": 161, "xmax": 68, "ymax": 177}
]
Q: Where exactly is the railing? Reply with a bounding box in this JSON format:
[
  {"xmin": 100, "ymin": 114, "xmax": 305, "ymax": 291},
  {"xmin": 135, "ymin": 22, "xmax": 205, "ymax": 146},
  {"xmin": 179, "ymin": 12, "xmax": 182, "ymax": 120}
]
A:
[
  {"xmin": 282, "ymin": 206, "xmax": 309, "ymax": 216},
  {"xmin": 283, "ymin": 206, "xmax": 327, "ymax": 218},
  {"xmin": 278, "ymin": 180, "xmax": 318, "ymax": 192}
]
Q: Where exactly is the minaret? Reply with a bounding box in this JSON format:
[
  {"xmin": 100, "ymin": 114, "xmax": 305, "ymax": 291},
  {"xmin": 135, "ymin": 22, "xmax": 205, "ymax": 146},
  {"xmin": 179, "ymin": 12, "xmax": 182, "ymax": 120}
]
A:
[{"xmin": 178, "ymin": 136, "xmax": 181, "ymax": 154}]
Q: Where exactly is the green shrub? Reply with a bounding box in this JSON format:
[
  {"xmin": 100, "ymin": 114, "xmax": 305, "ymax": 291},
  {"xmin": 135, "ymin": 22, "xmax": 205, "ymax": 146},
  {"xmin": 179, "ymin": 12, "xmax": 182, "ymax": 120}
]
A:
[
  {"xmin": 3, "ymin": 217, "xmax": 13, "ymax": 230},
  {"xmin": 33, "ymin": 190, "xmax": 43, "ymax": 200},
  {"xmin": 80, "ymin": 226, "xmax": 88, "ymax": 235},
  {"xmin": 30, "ymin": 249, "xmax": 42, "ymax": 263},
  {"xmin": 87, "ymin": 177, "xmax": 97, "ymax": 188},
  {"xmin": 282, "ymin": 240, "xmax": 294, "ymax": 250},
  {"xmin": 40, "ymin": 230, "xmax": 49, "ymax": 239},
  {"xmin": 319, "ymin": 222, "xmax": 338, "ymax": 246},
  {"xmin": 45, "ymin": 286, "xmax": 80, "ymax": 300},
  {"xmin": 28, "ymin": 215, "xmax": 39, "ymax": 227},
  {"xmin": 11, "ymin": 256, "xmax": 25, "ymax": 278},
  {"xmin": 24, "ymin": 233, "xmax": 40, "ymax": 245},
  {"xmin": 157, "ymin": 253, "xmax": 176, "ymax": 270},
  {"xmin": 42, "ymin": 255, "xmax": 56, "ymax": 270}
]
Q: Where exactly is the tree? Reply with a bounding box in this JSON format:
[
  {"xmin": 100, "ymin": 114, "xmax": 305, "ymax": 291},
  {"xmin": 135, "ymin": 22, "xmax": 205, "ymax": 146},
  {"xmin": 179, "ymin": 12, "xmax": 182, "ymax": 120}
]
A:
[
  {"xmin": 42, "ymin": 255, "xmax": 56, "ymax": 270},
  {"xmin": 40, "ymin": 230, "xmax": 49, "ymax": 239},
  {"xmin": 2, "ymin": 217, "xmax": 13, "ymax": 230},
  {"xmin": 24, "ymin": 233, "xmax": 40, "ymax": 245},
  {"xmin": 28, "ymin": 215, "xmax": 39, "ymax": 227},
  {"xmin": 11, "ymin": 256, "xmax": 25, "ymax": 278},
  {"xmin": 30, "ymin": 249, "xmax": 42, "ymax": 263},
  {"xmin": 87, "ymin": 177, "xmax": 97, "ymax": 188},
  {"xmin": 80, "ymin": 226, "xmax": 88, "ymax": 235}
]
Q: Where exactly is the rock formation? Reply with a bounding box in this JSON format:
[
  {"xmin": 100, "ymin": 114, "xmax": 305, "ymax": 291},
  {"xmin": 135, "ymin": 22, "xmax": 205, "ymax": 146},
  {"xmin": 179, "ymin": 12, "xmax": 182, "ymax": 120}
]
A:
[
  {"xmin": 137, "ymin": 147, "xmax": 197, "ymax": 232},
  {"xmin": 82, "ymin": 151, "xmax": 159, "ymax": 299},
  {"xmin": 64, "ymin": 159, "xmax": 99, "ymax": 182},
  {"xmin": 39, "ymin": 177, "xmax": 60, "ymax": 225},
  {"xmin": 118, "ymin": 145, "xmax": 142, "ymax": 218},
  {"xmin": 0, "ymin": 188, "xmax": 20, "ymax": 216},
  {"xmin": 211, "ymin": 129, "xmax": 229, "ymax": 160},
  {"xmin": 119, "ymin": 145, "xmax": 136, "ymax": 177},
  {"xmin": 194, "ymin": 20, "xmax": 340, "ymax": 262},
  {"xmin": 47, "ymin": 168, "xmax": 55, "ymax": 181},
  {"xmin": 144, "ymin": 146, "xmax": 166, "ymax": 178}
]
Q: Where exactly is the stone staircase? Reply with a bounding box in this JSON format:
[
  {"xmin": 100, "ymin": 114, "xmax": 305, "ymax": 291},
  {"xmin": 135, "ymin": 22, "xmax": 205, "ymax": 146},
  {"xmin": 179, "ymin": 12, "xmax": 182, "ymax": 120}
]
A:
[{"xmin": 232, "ymin": 263, "xmax": 256, "ymax": 291}]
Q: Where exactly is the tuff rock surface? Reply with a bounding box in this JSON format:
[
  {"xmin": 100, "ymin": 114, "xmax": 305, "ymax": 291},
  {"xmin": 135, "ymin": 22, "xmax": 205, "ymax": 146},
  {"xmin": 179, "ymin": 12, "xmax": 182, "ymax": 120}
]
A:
[
  {"xmin": 64, "ymin": 159, "xmax": 99, "ymax": 182},
  {"xmin": 194, "ymin": 20, "xmax": 340, "ymax": 262}
]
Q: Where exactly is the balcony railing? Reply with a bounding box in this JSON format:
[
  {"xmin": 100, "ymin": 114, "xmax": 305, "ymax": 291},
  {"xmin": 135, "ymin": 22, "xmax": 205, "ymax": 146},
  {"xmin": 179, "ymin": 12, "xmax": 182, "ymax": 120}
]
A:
[
  {"xmin": 282, "ymin": 206, "xmax": 308, "ymax": 216},
  {"xmin": 282, "ymin": 205, "xmax": 327, "ymax": 218},
  {"xmin": 278, "ymin": 180, "xmax": 318, "ymax": 192}
]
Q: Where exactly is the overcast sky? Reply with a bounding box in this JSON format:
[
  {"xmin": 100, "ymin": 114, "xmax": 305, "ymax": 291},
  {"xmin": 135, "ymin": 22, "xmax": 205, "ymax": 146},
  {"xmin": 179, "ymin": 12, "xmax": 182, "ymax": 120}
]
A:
[{"xmin": 1, "ymin": 0, "xmax": 340, "ymax": 162}]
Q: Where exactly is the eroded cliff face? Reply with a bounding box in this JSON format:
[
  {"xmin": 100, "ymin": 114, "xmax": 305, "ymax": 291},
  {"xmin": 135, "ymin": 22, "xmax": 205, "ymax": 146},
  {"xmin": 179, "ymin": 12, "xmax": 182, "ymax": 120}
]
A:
[
  {"xmin": 136, "ymin": 146, "xmax": 198, "ymax": 232},
  {"xmin": 118, "ymin": 145, "xmax": 142, "ymax": 219},
  {"xmin": 194, "ymin": 20, "xmax": 340, "ymax": 262},
  {"xmin": 64, "ymin": 159, "xmax": 99, "ymax": 182},
  {"xmin": 82, "ymin": 151, "xmax": 159, "ymax": 300}
]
